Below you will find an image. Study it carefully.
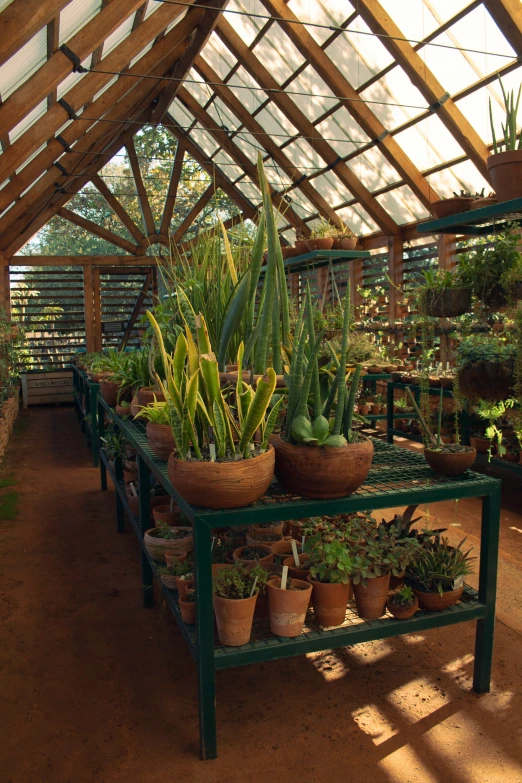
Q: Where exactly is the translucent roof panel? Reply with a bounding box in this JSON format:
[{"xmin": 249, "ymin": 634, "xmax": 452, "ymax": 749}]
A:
[
  {"xmin": 224, "ymin": 0, "xmax": 266, "ymax": 47},
  {"xmin": 59, "ymin": 0, "xmax": 102, "ymax": 44},
  {"xmin": 200, "ymin": 32, "xmax": 237, "ymax": 80},
  {"xmin": 286, "ymin": 66, "xmax": 338, "ymax": 123},
  {"xmin": 252, "ymin": 26, "xmax": 305, "ymax": 84},
  {"xmin": 9, "ymin": 98, "xmax": 47, "ymax": 144},
  {"xmin": 0, "ymin": 29, "xmax": 47, "ymax": 100},
  {"xmin": 287, "ymin": 0, "xmax": 355, "ymax": 47}
]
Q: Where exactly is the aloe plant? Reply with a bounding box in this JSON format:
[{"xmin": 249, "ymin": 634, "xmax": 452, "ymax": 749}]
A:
[{"xmin": 490, "ymin": 77, "xmax": 522, "ymax": 153}]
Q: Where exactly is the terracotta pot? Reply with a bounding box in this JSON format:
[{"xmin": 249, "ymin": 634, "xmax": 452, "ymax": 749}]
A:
[
  {"xmin": 470, "ymin": 197, "xmax": 497, "ymax": 210},
  {"xmin": 281, "ymin": 246, "xmax": 300, "ymax": 259},
  {"xmin": 487, "ymin": 150, "xmax": 522, "ymax": 202},
  {"xmin": 213, "ymin": 593, "xmax": 258, "ymax": 646},
  {"xmin": 137, "ymin": 387, "xmax": 165, "ymax": 406},
  {"xmin": 307, "ymin": 576, "xmax": 350, "ymax": 627},
  {"xmin": 294, "ymin": 239, "xmax": 309, "ymax": 254},
  {"xmin": 414, "ymin": 587, "xmax": 464, "ymax": 611},
  {"xmin": 153, "ymin": 504, "xmax": 181, "ymax": 527},
  {"xmin": 99, "ymin": 378, "xmax": 120, "ymax": 407},
  {"xmin": 290, "ymin": 521, "xmax": 305, "ymax": 540},
  {"xmin": 271, "ymin": 538, "xmax": 300, "ymax": 563},
  {"xmin": 167, "ymin": 446, "xmax": 275, "ymax": 509},
  {"xmin": 305, "ymin": 237, "xmax": 334, "ymax": 252},
  {"xmin": 179, "ymin": 593, "xmax": 197, "ymax": 624},
  {"xmin": 353, "ymin": 573, "xmax": 391, "ymax": 620},
  {"xmin": 424, "ymin": 447, "xmax": 476, "ymax": 476},
  {"xmin": 387, "ymin": 595, "xmax": 419, "ymax": 619},
  {"xmin": 130, "ymin": 397, "xmax": 141, "ymax": 416},
  {"xmin": 332, "ymin": 236, "xmax": 357, "ymax": 250},
  {"xmin": 431, "ymin": 197, "xmax": 473, "ymax": 219},
  {"xmin": 177, "ymin": 577, "xmax": 194, "ymax": 600},
  {"xmin": 246, "ymin": 532, "xmax": 283, "ymax": 547},
  {"xmin": 232, "ymin": 545, "xmax": 274, "ymax": 566},
  {"xmin": 422, "ymin": 288, "xmax": 471, "ymax": 318},
  {"xmin": 359, "ymin": 404, "xmax": 370, "ymax": 416},
  {"xmin": 283, "ymin": 553, "xmax": 311, "ymax": 581},
  {"xmin": 165, "ymin": 551, "xmax": 187, "ymax": 568},
  {"xmin": 249, "ymin": 521, "xmax": 284, "ymax": 538},
  {"xmin": 212, "ymin": 563, "xmax": 232, "ymax": 577},
  {"xmin": 224, "ymin": 531, "xmax": 247, "ymax": 549},
  {"xmin": 267, "ymin": 577, "xmax": 312, "ymax": 637},
  {"xmin": 143, "ymin": 527, "xmax": 193, "ymax": 562},
  {"xmin": 470, "ymin": 436, "xmax": 490, "ymax": 454},
  {"xmin": 160, "ymin": 573, "xmax": 178, "ymax": 590},
  {"xmin": 272, "ymin": 436, "xmax": 373, "ymax": 499},
  {"xmin": 126, "ymin": 493, "xmax": 139, "ymax": 516},
  {"xmin": 115, "ymin": 404, "xmax": 131, "ymax": 417},
  {"xmin": 146, "ymin": 422, "xmax": 175, "ymax": 461},
  {"xmin": 370, "ymin": 404, "xmax": 380, "ymax": 415}
]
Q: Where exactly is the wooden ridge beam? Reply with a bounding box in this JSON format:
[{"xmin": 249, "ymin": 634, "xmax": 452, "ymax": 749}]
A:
[
  {"xmin": 0, "ymin": 0, "xmax": 72, "ymax": 69},
  {"xmin": 483, "ymin": 0, "xmax": 522, "ymax": 56},
  {"xmin": 58, "ymin": 206, "xmax": 139, "ymax": 254},
  {"xmin": 216, "ymin": 18, "xmax": 399, "ymax": 236},
  {"xmin": 126, "ymin": 136, "xmax": 156, "ymax": 236},
  {"xmin": 194, "ymin": 56, "xmax": 345, "ymax": 229},
  {"xmin": 160, "ymin": 141, "xmax": 186, "ymax": 236},
  {"xmin": 259, "ymin": 0, "xmax": 438, "ymax": 210},
  {"xmin": 0, "ymin": 2, "xmax": 198, "ymax": 190},
  {"xmin": 356, "ymin": 0, "xmax": 490, "ymax": 181},
  {"xmin": 172, "ymin": 184, "xmax": 216, "ymax": 242},
  {"xmin": 91, "ymin": 174, "xmax": 146, "ymax": 243},
  {"xmin": 177, "ymin": 86, "xmax": 310, "ymax": 235},
  {"xmin": 0, "ymin": 0, "xmax": 149, "ymax": 140}
]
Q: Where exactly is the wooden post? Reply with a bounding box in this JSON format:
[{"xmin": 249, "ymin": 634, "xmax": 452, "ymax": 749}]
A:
[
  {"xmin": 0, "ymin": 255, "xmax": 11, "ymax": 317},
  {"xmin": 438, "ymin": 233, "xmax": 457, "ymax": 270},
  {"xmin": 83, "ymin": 265, "xmax": 95, "ymax": 353},
  {"xmin": 93, "ymin": 268, "xmax": 102, "ymax": 352},
  {"xmin": 317, "ymin": 266, "xmax": 330, "ymax": 309},
  {"xmin": 388, "ymin": 234, "xmax": 404, "ymax": 322}
]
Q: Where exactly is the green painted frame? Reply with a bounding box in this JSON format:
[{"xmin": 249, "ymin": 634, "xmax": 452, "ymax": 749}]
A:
[{"xmin": 73, "ymin": 365, "xmax": 99, "ymax": 466}]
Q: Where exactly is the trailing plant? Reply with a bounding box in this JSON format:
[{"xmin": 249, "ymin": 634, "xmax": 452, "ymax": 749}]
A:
[
  {"xmin": 457, "ymin": 225, "xmax": 522, "ymax": 308},
  {"xmin": 474, "ymin": 398, "xmax": 516, "ymax": 457},
  {"xmin": 406, "ymin": 537, "xmax": 475, "ymax": 595},
  {"xmin": 213, "ymin": 563, "xmax": 268, "ymax": 599}
]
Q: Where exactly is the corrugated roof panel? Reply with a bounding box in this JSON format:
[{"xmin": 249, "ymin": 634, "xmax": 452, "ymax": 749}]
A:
[
  {"xmin": 143, "ymin": 0, "xmax": 162, "ymax": 20},
  {"xmin": 232, "ymin": 133, "xmax": 262, "ymax": 164},
  {"xmin": 458, "ymin": 65, "xmax": 522, "ymax": 147},
  {"xmin": 56, "ymin": 55, "xmax": 92, "ymax": 100},
  {"xmin": 190, "ymin": 124, "xmax": 219, "ymax": 157},
  {"xmin": 200, "ymin": 32, "xmax": 236, "ymax": 80},
  {"xmin": 59, "ymin": 0, "xmax": 102, "ymax": 44},
  {"xmin": 0, "ymin": 0, "xmax": 14, "ymax": 12},
  {"xmin": 184, "ymin": 67, "xmax": 215, "ymax": 106},
  {"xmin": 342, "ymin": 15, "xmax": 394, "ymax": 75},
  {"xmin": 346, "ymin": 147, "xmax": 400, "ymax": 191},
  {"xmin": 9, "ymin": 98, "xmax": 47, "ymax": 144},
  {"xmin": 376, "ymin": 185, "xmax": 428, "ymax": 224},
  {"xmin": 102, "ymin": 14, "xmax": 135, "ymax": 58},
  {"xmin": 168, "ymin": 99, "xmax": 196, "ymax": 132},
  {"xmin": 313, "ymin": 171, "xmax": 352, "ymax": 206},
  {"xmin": 212, "ymin": 148, "xmax": 245, "ymax": 180},
  {"xmin": 283, "ymin": 138, "xmax": 328, "ymax": 170},
  {"xmin": 224, "ymin": 0, "xmax": 264, "ymax": 47},
  {"xmin": 129, "ymin": 40, "xmax": 154, "ymax": 69},
  {"xmin": 359, "ymin": 67, "xmax": 427, "ymax": 130},
  {"xmin": 253, "ymin": 25, "xmax": 305, "ymax": 83},
  {"xmin": 287, "ymin": 66, "xmax": 338, "ymax": 122},
  {"xmin": 0, "ymin": 28, "xmax": 46, "ymax": 100},
  {"xmin": 287, "ymin": 0, "xmax": 355, "ymax": 46},
  {"xmin": 255, "ymin": 103, "xmax": 298, "ymax": 138},
  {"xmin": 14, "ymin": 141, "xmax": 47, "ymax": 175},
  {"xmin": 316, "ymin": 107, "xmax": 369, "ymax": 157},
  {"xmin": 286, "ymin": 188, "xmax": 315, "ymax": 216},
  {"xmin": 227, "ymin": 66, "xmax": 266, "ymax": 114},
  {"xmin": 427, "ymin": 158, "xmax": 490, "ymax": 197},
  {"xmin": 335, "ymin": 203, "xmax": 378, "ymax": 235}
]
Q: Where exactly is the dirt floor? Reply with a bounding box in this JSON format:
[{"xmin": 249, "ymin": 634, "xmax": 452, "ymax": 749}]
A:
[{"xmin": 1, "ymin": 406, "xmax": 522, "ymax": 783}]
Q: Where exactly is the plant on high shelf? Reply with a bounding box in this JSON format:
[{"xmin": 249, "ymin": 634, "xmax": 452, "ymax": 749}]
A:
[
  {"xmin": 487, "ymin": 76, "xmax": 522, "ymax": 202},
  {"xmin": 406, "ymin": 536, "xmax": 475, "ymax": 610},
  {"xmin": 455, "ymin": 334, "xmax": 517, "ymax": 404},
  {"xmin": 213, "ymin": 564, "xmax": 269, "ymax": 646},
  {"xmin": 457, "ymin": 224, "xmax": 522, "ymax": 310},
  {"xmin": 386, "ymin": 585, "xmax": 419, "ymax": 619},
  {"xmin": 308, "ymin": 219, "xmax": 357, "ymax": 251},
  {"xmin": 406, "ymin": 385, "xmax": 477, "ymax": 476},
  {"xmin": 272, "ymin": 280, "xmax": 374, "ymax": 499},
  {"xmin": 146, "ymin": 307, "xmax": 282, "ymax": 510},
  {"xmin": 417, "ymin": 268, "xmax": 471, "ymax": 318}
]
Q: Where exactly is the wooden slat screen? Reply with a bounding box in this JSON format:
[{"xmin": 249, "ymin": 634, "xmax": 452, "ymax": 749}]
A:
[{"xmin": 100, "ymin": 269, "xmax": 154, "ymax": 349}]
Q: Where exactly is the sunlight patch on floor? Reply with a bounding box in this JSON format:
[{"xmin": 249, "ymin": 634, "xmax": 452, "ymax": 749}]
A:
[
  {"xmin": 378, "ymin": 744, "xmax": 440, "ymax": 783},
  {"xmin": 352, "ymin": 704, "xmax": 398, "ymax": 745},
  {"xmin": 305, "ymin": 650, "xmax": 347, "ymax": 681}
]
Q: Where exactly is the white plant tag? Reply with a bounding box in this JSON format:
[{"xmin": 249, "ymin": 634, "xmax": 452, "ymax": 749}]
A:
[
  {"xmin": 291, "ymin": 539, "xmax": 300, "ymax": 566},
  {"xmin": 249, "ymin": 575, "xmax": 259, "ymax": 598},
  {"xmin": 281, "ymin": 565, "xmax": 288, "ymax": 590},
  {"xmin": 453, "ymin": 575, "xmax": 464, "ymax": 590},
  {"xmin": 301, "ymin": 535, "xmax": 305, "ymax": 552},
  {"xmin": 129, "ymin": 482, "xmax": 138, "ymax": 497},
  {"xmin": 209, "ymin": 443, "xmax": 216, "ymax": 462}
]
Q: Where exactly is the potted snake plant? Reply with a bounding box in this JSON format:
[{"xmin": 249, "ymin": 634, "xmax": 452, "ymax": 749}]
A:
[
  {"xmin": 146, "ymin": 311, "xmax": 281, "ymax": 510},
  {"xmin": 487, "ymin": 77, "xmax": 522, "ymax": 202}
]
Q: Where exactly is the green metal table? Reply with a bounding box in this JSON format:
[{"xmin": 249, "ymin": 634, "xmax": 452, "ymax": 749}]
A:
[
  {"xmin": 96, "ymin": 395, "xmax": 500, "ymax": 760},
  {"xmin": 416, "ymin": 196, "xmax": 522, "ymax": 236},
  {"xmin": 72, "ymin": 365, "xmax": 100, "ymax": 466},
  {"xmin": 387, "ymin": 381, "xmax": 470, "ymax": 445}
]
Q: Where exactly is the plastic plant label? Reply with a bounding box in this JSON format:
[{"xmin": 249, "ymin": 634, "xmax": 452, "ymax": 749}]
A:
[
  {"xmin": 281, "ymin": 565, "xmax": 288, "ymax": 590},
  {"xmin": 453, "ymin": 575, "xmax": 464, "ymax": 590},
  {"xmin": 291, "ymin": 539, "xmax": 300, "ymax": 566},
  {"xmin": 209, "ymin": 443, "xmax": 216, "ymax": 462}
]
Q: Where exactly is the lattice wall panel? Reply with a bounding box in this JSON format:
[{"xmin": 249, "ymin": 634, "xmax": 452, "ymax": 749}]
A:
[{"xmin": 99, "ymin": 269, "xmax": 155, "ymax": 349}]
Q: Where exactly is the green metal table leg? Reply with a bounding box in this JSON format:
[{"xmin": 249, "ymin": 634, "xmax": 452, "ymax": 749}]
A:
[
  {"xmin": 473, "ymin": 483, "xmax": 501, "ymax": 693},
  {"xmin": 193, "ymin": 518, "xmax": 217, "ymax": 760},
  {"xmin": 138, "ymin": 455, "xmax": 153, "ymax": 608},
  {"xmin": 115, "ymin": 456, "xmax": 125, "ymax": 533},
  {"xmin": 90, "ymin": 384, "xmax": 99, "ymax": 467},
  {"xmin": 386, "ymin": 381, "xmax": 394, "ymax": 444},
  {"xmin": 98, "ymin": 400, "xmax": 107, "ymax": 491}
]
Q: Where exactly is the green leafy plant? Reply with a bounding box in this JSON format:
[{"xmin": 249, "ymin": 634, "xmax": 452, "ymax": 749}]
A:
[
  {"xmin": 489, "ymin": 77, "xmax": 521, "ymax": 153},
  {"xmin": 101, "ymin": 430, "xmax": 126, "ymax": 461},
  {"xmin": 349, "ymin": 514, "xmax": 422, "ymax": 586},
  {"xmin": 406, "ymin": 537, "xmax": 475, "ymax": 596},
  {"xmin": 388, "ymin": 585, "xmax": 416, "ymax": 607},
  {"xmin": 135, "ymin": 399, "xmax": 170, "ymax": 425},
  {"xmin": 305, "ymin": 529, "xmax": 354, "ymax": 584},
  {"xmin": 153, "ymin": 522, "xmax": 191, "ymax": 541},
  {"xmin": 158, "ymin": 559, "xmax": 192, "ymax": 578},
  {"xmin": 457, "ymin": 226, "xmax": 522, "ymax": 308},
  {"xmin": 213, "ymin": 563, "xmax": 268, "ymax": 599}
]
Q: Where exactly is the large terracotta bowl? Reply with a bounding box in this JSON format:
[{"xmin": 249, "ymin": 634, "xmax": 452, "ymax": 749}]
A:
[
  {"xmin": 167, "ymin": 446, "xmax": 275, "ymax": 509},
  {"xmin": 272, "ymin": 436, "xmax": 373, "ymax": 499},
  {"xmin": 146, "ymin": 422, "xmax": 175, "ymax": 461},
  {"xmin": 424, "ymin": 447, "xmax": 476, "ymax": 476}
]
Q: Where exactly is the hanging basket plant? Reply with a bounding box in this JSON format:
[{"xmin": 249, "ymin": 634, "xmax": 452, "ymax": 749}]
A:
[
  {"xmin": 417, "ymin": 269, "xmax": 471, "ymax": 317},
  {"xmin": 456, "ymin": 336, "xmax": 517, "ymax": 402}
]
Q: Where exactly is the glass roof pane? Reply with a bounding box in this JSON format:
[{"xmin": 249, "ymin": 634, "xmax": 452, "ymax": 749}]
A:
[
  {"xmin": 426, "ymin": 158, "xmax": 490, "ymax": 197},
  {"xmin": 376, "ymin": 185, "xmax": 428, "ymax": 224},
  {"xmin": 315, "ymin": 107, "xmax": 369, "ymax": 156},
  {"xmin": 286, "ymin": 66, "xmax": 338, "ymax": 122},
  {"xmin": 184, "ymin": 67, "xmax": 215, "ymax": 107},
  {"xmin": 200, "ymin": 32, "xmax": 237, "ymax": 80},
  {"xmin": 224, "ymin": 0, "xmax": 265, "ymax": 47},
  {"xmin": 287, "ymin": 0, "xmax": 355, "ymax": 46},
  {"xmin": 60, "ymin": 0, "xmax": 102, "ymax": 44},
  {"xmin": 212, "ymin": 148, "xmax": 245, "ymax": 180},
  {"xmin": 335, "ymin": 203, "xmax": 378, "ymax": 235},
  {"xmin": 313, "ymin": 171, "xmax": 352, "ymax": 206},
  {"xmin": 232, "ymin": 132, "xmax": 262, "ymax": 163},
  {"xmin": 284, "ymin": 138, "xmax": 328, "ymax": 170},
  {"xmin": 346, "ymin": 147, "xmax": 400, "ymax": 191},
  {"xmin": 359, "ymin": 67, "xmax": 428, "ymax": 130},
  {"xmin": 255, "ymin": 104, "xmax": 298, "ymax": 140},
  {"xmin": 0, "ymin": 29, "xmax": 46, "ymax": 100},
  {"xmin": 253, "ymin": 25, "xmax": 305, "ymax": 83}
]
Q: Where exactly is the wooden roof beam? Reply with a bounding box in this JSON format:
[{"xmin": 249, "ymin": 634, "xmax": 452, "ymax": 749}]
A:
[
  {"xmin": 172, "ymin": 184, "xmax": 216, "ymax": 243},
  {"xmin": 194, "ymin": 56, "xmax": 345, "ymax": 229},
  {"xmin": 260, "ymin": 0, "xmax": 438, "ymax": 210},
  {"xmin": 91, "ymin": 174, "xmax": 146, "ymax": 244},
  {"xmin": 483, "ymin": 0, "xmax": 522, "ymax": 56},
  {"xmin": 356, "ymin": 0, "xmax": 490, "ymax": 181},
  {"xmin": 160, "ymin": 141, "xmax": 186, "ymax": 236},
  {"xmin": 57, "ymin": 206, "xmax": 139, "ymax": 254},
  {"xmin": 216, "ymin": 18, "xmax": 399, "ymax": 236},
  {"xmin": 0, "ymin": 0, "xmax": 72, "ymax": 69},
  {"xmin": 46, "ymin": 17, "xmax": 59, "ymax": 111},
  {"xmin": 126, "ymin": 136, "xmax": 156, "ymax": 236}
]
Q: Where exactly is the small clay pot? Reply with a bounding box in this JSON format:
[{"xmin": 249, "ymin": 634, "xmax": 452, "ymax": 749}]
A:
[
  {"xmin": 232, "ymin": 545, "xmax": 274, "ymax": 566},
  {"xmin": 470, "ymin": 197, "xmax": 497, "ymax": 210},
  {"xmin": 165, "ymin": 551, "xmax": 187, "ymax": 568},
  {"xmin": 267, "ymin": 577, "xmax": 312, "ymax": 637},
  {"xmin": 246, "ymin": 532, "xmax": 283, "ymax": 547},
  {"xmin": 179, "ymin": 594, "xmax": 196, "ymax": 624},
  {"xmin": 431, "ymin": 197, "xmax": 473, "ymax": 219},
  {"xmin": 130, "ymin": 397, "xmax": 141, "ymax": 416},
  {"xmin": 213, "ymin": 593, "xmax": 258, "ymax": 646},
  {"xmin": 153, "ymin": 504, "xmax": 181, "ymax": 527},
  {"xmin": 469, "ymin": 436, "xmax": 490, "ymax": 455},
  {"xmin": 143, "ymin": 527, "xmax": 193, "ymax": 562},
  {"xmin": 212, "ymin": 563, "xmax": 232, "ymax": 577},
  {"xmin": 137, "ymin": 387, "xmax": 165, "ymax": 406},
  {"xmin": 332, "ymin": 236, "xmax": 356, "ymax": 250},
  {"xmin": 294, "ymin": 239, "xmax": 309, "ymax": 255},
  {"xmin": 123, "ymin": 467, "xmax": 138, "ymax": 484},
  {"xmin": 305, "ymin": 237, "xmax": 334, "ymax": 252},
  {"xmin": 359, "ymin": 404, "xmax": 370, "ymax": 416},
  {"xmin": 307, "ymin": 576, "xmax": 350, "ymax": 627},
  {"xmin": 160, "ymin": 573, "xmax": 178, "ymax": 590},
  {"xmin": 249, "ymin": 521, "xmax": 284, "ymax": 538},
  {"xmin": 424, "ymin": 447, "xmax": 476, "ymax": 476},
  {"xmin": 99, "ymin": 378, "xmax": 120, "ymax": 408},
  {"xmin": 283, "ymin": 553, "xmax": 311, "ymax": 581},
  {"xmin": 146, "ymin": 422, "xmax": 175, "ymax": 461},
  {"xmin": 370, "ymin": 404, "xmax": 381, "ymax": 415},
  {"xmin": 353, "ymin": 573, "xmax": 391, "ymax": 620},
  {"xmin": 387, "ymin": 594, "xmax": 419, "ymax": 619},
  {"xmin": 115, "ymin": 404, "xmax": 131, "ymax": 417},
  {"xmin": 167, "ymin": 446, "xmax": 275, "ymax": 509},
  {"xmin": 487, "ymin": 150, "xmax": 522, "ymax": 202},
  {"xmin": 177, "ymin": 578, "xmax": 194, "ymax": 601},
  {"xmin": 271, "ymin": 538, "xmax": 301, "ymax": 563},
  {"xmin": 414, "ymin": 587, "xmax": 464, "ymax": 611}
]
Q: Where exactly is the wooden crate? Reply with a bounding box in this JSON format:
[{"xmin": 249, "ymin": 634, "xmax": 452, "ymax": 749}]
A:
[{"xmin": 21, "ymin": 371, "xmax": 74, "ymax": 408}]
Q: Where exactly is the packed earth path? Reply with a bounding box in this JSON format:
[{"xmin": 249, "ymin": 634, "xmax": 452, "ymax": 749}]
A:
[{"xmin": 1, "ymin": 406, "xmax": 522, "ymax": 783}]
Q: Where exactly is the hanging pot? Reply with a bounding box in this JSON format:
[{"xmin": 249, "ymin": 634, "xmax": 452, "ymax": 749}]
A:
[
  {"xmin": 213, "ymin": 593, "xmax": 258, "ymax": 646},
  {"xmin": 487, "ymin": 150, "xmax": 522, "ymax": 202},
  {"xmin": 458, "ymin": 360, "xmax": 514, "ymax": 402},
  {"xmin": 146, "ymin": 422, "xmax": 176, "ymax": 461},
  {"xmin": 424, "ymin": 447, "xmax": 476, "ymax": 476},
  {"xmin": 167, "ymin": 447, "xmax": 275, "ymax": 509},
  {"xmin": 267, "ymin": 577, "xmax": 312, "ymax": 637},
  {"xmin": 413, "ymin": 587, "xmax": 464, "ymax": 611},
  {"xmin": 307, "ymin": 576, "xmax": 350, "ymax": 627},
  {"xmin": 421, "ymin": 288, "xmax": 471, "ymax": 318},
  {"xmin": 272, "ymin": 435, "xmax": 373, "ymax": 499},
  {"xmin": 353, "ymin": 573, "xmax": 391, "ymax": 620}
]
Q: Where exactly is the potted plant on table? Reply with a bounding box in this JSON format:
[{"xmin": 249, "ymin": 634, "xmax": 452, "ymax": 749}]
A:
[
  {"xmin": 305, "ymin": 529, "xmax": 354, "ymax": 627},
  {"xmin": 158, "ymin": 558, "xmax": 192, "ymax": 590},
  {"xmin": 406, "ymin": 537, "xmax": 475, "ymax": 610},
  {"xmin": 487, "ymin": 77, "xmax": 522, "ymax": 202},
  {"xmin": 179, "ymin": 587, "xmax": 197, "ymax": 624},
  {"xmin": 213, "ymin": 564, "xmax": 269, "ymax": 646},
  {"xmin": 267, "ymin": 574, "xmax": 312, "ymax": 637},
  {"xmin": 417, "ymin": 268, "xmax": 471, "ymax": 318},
  {"xmin": 135, "ymin": 400, "xmax": 176, "ymax": 461},
  {"xmin": 233, "ymin": 545, "xmax": 274, "ymax": 566},
  {"xmin": 430, "ymin": 190, "xmax": 475, "ymax": 219},
  {"xmin": 387, "ymin": 585, "xmax": 419, "ymax": 619},
  {"xmin": 305, "ymin": 219, "xmax": 335, "ymax": 252},
  {"xmin": 144, "ymin": 522, "xmax": 193, "ymax": 562}
]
